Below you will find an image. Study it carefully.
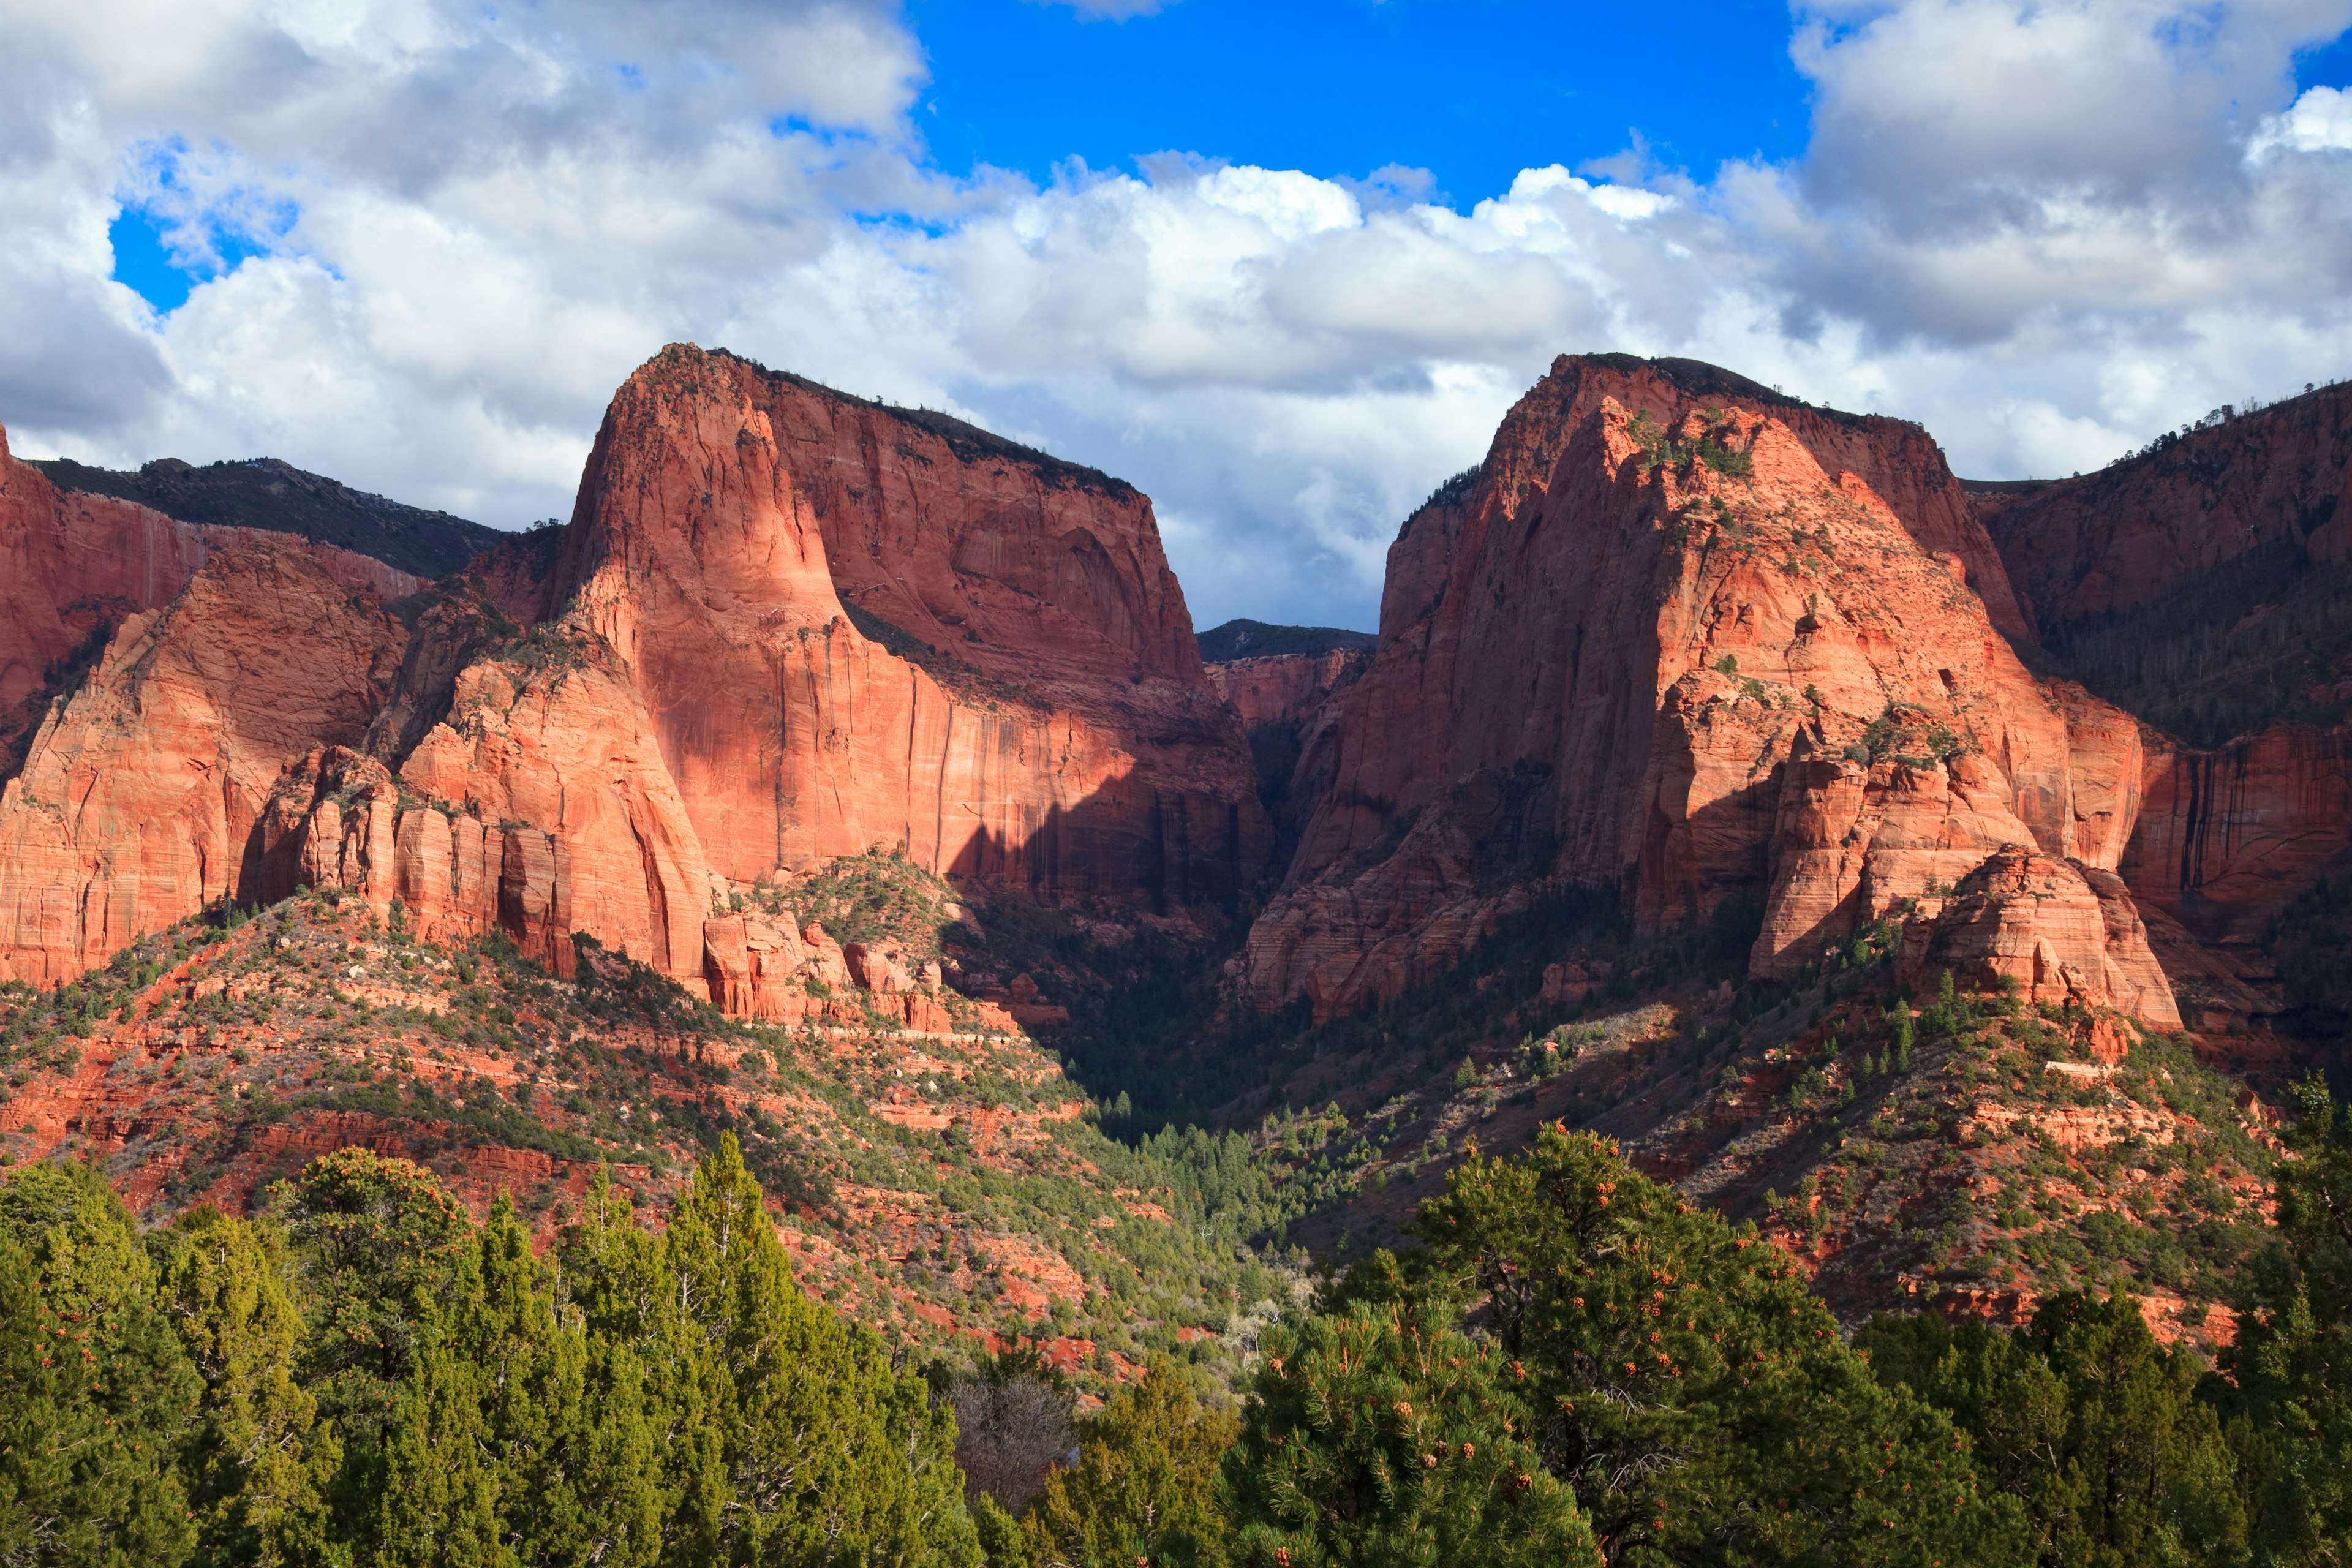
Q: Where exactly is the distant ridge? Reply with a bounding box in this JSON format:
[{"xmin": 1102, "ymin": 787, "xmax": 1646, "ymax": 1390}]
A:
[
  {"xmin": 1196, "ymin": 617, "xmax": 1376, "ymax": 662},
  {"xmin": 34, "ymin": 454, "xmax": 504, "ymax": 579}
]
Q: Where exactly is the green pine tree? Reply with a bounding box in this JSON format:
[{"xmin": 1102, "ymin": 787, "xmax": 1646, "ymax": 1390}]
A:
[
  {"xmin": 149, "ymin": 1204, "xmax": 331, "ymax": 1568},
  {"xmin": 2217, "ymin": 1075, "xmax": 2352, "ymax": 1564},
  {"xmin": 1412, "ymin": 1125, "xmax": 2027, "ymax": 1565},
  {"xmin": 598, "ymin": 1136, "xmax": 978, "ymax": 1567},
  {"xmin": 0, "ymin": 1160, "xmax": 202, "ymax": 1568},
  {"xmin": 373, "ymin": 1193, "xmax": 666, "ymax": 1568},
  {"xmin": 2027, "ymin": 1291, "xmax": 2243, "ymax": 1566},
  {"xmin": 1861, "ymin": 1291, "xmax": 2244, "ymax": 1566},
  {"xmin": 1220, "ymin": 1298, "xmax": 1599, "ymax": 1567},
  {"xmin": 1022, "ymin": 1363, "xmax": 1235, "ymax": 1568},
  {"xmin": 270, "ymin": 1148, "xmax": 486, "ymax": 1556}
]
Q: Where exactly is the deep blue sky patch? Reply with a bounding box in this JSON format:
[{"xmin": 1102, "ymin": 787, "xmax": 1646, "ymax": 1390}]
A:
[
  {"xmin": 108, "ymin": 200, "xmax": 278, "ymax": 317},
  {"xmin": 108, "ymin": 207, "xmax": 203, "ymax": 314},
  {"xmin": 908, "ymin": 0, "xmax": 1812, "ymax": 200}
]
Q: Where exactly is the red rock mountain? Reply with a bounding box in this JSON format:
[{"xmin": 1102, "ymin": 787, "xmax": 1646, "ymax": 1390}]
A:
[
  {"xmin": 1240, "ymin": 355, "xmax": 2169, "ymax": 1025},
  {"xmin": 1969, "ymin": 388, "xmax": 2352, "ymax": 1022},
  {"xmin": 0, "ymin": 346, "xmax": 1268, "ymax": 995}
]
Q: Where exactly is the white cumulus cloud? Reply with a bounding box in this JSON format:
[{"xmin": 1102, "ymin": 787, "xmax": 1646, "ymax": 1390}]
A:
[{"xmin": 2, "ymin": 0, "xmax": 2351, "ymax": 630}]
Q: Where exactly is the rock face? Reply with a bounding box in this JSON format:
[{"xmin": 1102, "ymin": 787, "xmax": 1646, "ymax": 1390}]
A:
[
  {"xmin": 1973, "ymin": 385, "xmax": 2352, "ymax": 628},
  {"xmin": 1241, "ymin": 355, "xmax": 2155, "ymax": 1021},
  {"xmin": 2121, "ymin": 725, "xmax": 2352, "ymax": 948},
  {"xmin": 1205, "ymin": 650, "xmax": 1368, "ymax": 732},
  {"xmin": 31, "ymin": 450, "xmax": 503, "ymax": 579},
  {"xmin": 0, "ymin": 542, "xmax": 409, "ymax": 984},
  {"xmin": 0, "ymin": 349, "xmax": 1268, "ymax": 1005},
  {"xmin": 0, "ymin": 426, "xmax": 423, "ymax": 774},
  {"xmin": 1970, "ymin": 386, "xmax": 2352, "ymax": 975},
  {"xmin": 1899, "ymin": 848, "xmax": 2182, "ymax": 1027},
  {"xmin": 543, "ymin": 346, "xmax": 1268, "ymax": 907}
]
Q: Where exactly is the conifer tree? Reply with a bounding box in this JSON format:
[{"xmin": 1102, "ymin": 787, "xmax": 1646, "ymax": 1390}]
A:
[
  {"xmin": 1220, "ymin": 1297, "xmax": 1598, "ymax": 1567},
  {"xmin": 1865, "ymin": 1291, "xmax": 2243, "ymax": 1566},
  {"xmin": 271, "ymin": 1150, "xmax": 475, "ymax": 1439},
  {"xmin": 149, "ymin": 1204, "xmax": 329, "ymax": 1568},
  {"xmin": 2026, "ymin": 1291, "xmax": 2242, "ymax": 1566},
  {"xmin": 1022, "ymin": 1363, "xmax": 1235, "ymax": 1568},
  {"xmin": 1414, "ymin": 1125, "xmax": 2027, "ymax": 1565},
  {"xmin": 372, "ymin": 1193, "xmax": 665, "ymax": 1568},
  {"xmin": 2218, "ymin": 1075, "xmax": 2352, "ymax": 1564},
  {"xmin": 0, "ymin": 1161, "xmax": 202, "ymax": 1568},
  {"xmin": 271, "ymin": 1149, "xmax": 477, "ymax": 1554},
  {"xmin": 614, "ymin": 1136, "xmax": 978, "ymax": 1567}
]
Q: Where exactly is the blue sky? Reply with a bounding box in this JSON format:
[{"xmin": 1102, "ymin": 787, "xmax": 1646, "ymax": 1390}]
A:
[
  {"xmin": 16, "ymin": 0, "xmax": 2352, "ymax": 631},
  {"xmin": 907, "ymin": 0, "xmax": 1811, "ymax": 205}
]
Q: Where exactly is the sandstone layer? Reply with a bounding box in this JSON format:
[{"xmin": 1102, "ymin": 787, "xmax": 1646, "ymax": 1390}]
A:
[
  {"xmin": 1970, "ymin": 386, "xmax": 2352, "ymax": 971},
  {"xmin": 1898, "ymin": 847, "xmax": 2182, "ymax": 1027},
  {"xmin": 1242, "ymin": 356, "xmax": 2162, "ymax": 1022},
  {"xmin": 1973, "ymin": 384, "xmax": 2352, "ymax": 626},
  {"xmin": 2121, "ymin": 725, "xmax": 2352, "ymax": 948},
  {"xmin": 0, "ymin": 541, "xmax": 408, "ymax": 984}
]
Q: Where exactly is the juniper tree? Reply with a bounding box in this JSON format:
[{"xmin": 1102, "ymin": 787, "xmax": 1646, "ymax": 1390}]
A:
[
  {"xmin": 1219, "ymin": 1297, "xmax": 1598, "ymax": 1567},
  {"xmin": 1411, "ymin": 1125, "xmax": 2027, "ymax": 1566},
  {"xmin": 570, "ymin": 1136, "xmax": 979, "ymax": 1568},
  {"xmin": 0, "ymin": 1161, "xmax": 202, "ymax": 1568},
  {"xmin": 371, "ymin": 1193, "xmax": 666, "ymax": 1568},
  {"xmin": 149, "ymin": 1204, "xmax": 328, "ymax": 1568},
  {"xmin": 2217, "ymin": 1075, "xmax": 2352, "ymax": 1564},
  {"xmin": 1022, "ymin": 1363, "xmax": 1235, "ymax": 1568}
]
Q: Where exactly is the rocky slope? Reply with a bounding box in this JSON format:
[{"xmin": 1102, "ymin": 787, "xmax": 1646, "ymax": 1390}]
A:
[
  {"xmin": 1239, "ymin": 355, "xmax": 2156, "ymax": 1025},
  {"xmin": 0, "ymin": 347, "xmax": 1268, "ymax": 1002},
  {"xmin": 0, "ymin": 857, "xmax": 1298, "ymax": 1387}
]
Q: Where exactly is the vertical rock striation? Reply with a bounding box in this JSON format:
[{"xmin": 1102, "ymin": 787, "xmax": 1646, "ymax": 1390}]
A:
[
  {"xmin": 1973, "ymin": 385, "xmax": 2352, "ymax": 972},
  {"xmin": 0, "ymin": 543, "xmax": 409, "ymax": 983},
  {"xmin": 538, "ymin": 345, "xmax": 1268, "ymax": 910}
]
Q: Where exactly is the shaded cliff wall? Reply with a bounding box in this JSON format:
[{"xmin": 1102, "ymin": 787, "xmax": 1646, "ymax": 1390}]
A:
[{"xmin": 1976, "ymin": 386, "xmax": 2352, "ymax": 962}]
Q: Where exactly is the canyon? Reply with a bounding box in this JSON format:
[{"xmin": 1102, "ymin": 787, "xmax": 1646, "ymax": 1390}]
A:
[
  {"xmin": 2, "ymin": 345, "xmax": 2346, "ymax": 1350},
  {"xmin": 12, "ymin": 344, "xmax": 2345, "ymax": 1072}
]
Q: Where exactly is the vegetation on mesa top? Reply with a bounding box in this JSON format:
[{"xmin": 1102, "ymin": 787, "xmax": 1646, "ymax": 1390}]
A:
[
  {"xmin": 32, "ymin": 453, "xmax": 503, "ymax": 579},
  {"xmin": 1194, "ymin": 619, "xmax": 1376, "ymax": 663}
]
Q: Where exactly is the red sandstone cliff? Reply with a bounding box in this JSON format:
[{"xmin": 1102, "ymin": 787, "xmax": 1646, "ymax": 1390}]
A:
[
  {"xmin": 0, "ymin": 541, "xmax": 409, "ymax": 984},
  {"xmin": 533, "ymin": 346, "xmax": 1268, "ymax": 911},
  {"xmin": 0, "ymin": 425, "xmax": 421, "ymax": 773},
  {"xmin": 1241, "ymin": 356, "xmax": 2163, "ymax": 1022},
  {"xmin": 0, "ymin": 349, "xmax": 1268, "ymax": 1000},
  {"xmin": 1205, "ymin": 650, "xmax": 1368, "ymax": 731},
  {"xmin": 1972, "ymin": 386, "xmax": 2352, "ymax": 979},
  {"xmin": 1973, "ymin": 385, "xmax": 2352, "ymax": 626}
]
